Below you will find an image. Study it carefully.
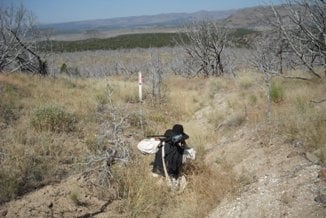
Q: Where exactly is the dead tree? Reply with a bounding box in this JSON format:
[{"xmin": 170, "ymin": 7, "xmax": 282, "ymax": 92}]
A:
[
  {"xmin": 251, "ymin": 33, "xmax": 280, "ymax": 120},
  {"xmin": 177, "ymin": 21, "xmax": 229, "ymax": 77},
  {"xmin": 272, "ymin": 0, "xmax": 326, "ymax": 78},
  {"xmin": 148, "ymin": 52, "xmax": 165, "ymax": 105},
  {"xmin": 0, "ymin": 4, "xmax": 47, "ymax": 75}
]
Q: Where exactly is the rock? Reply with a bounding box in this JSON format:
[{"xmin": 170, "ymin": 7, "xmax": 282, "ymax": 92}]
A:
[
  {"xmin": 293, "ymin": 140, "xmax": 303, "ymax": 147},
  {"xmin": 304, "ymin": 152, "xmax": 320, "ymax": 164},
  {"xmin": 47, "ymin": 202, "xmax": 53, "ymax": 208},
  {"xmin": 314, "ymin": 194, "xmax": 326, "ymax": 205},
  {"xmin": 1, "ymin": 209, "xmax": 8, "ymax": 216},
  {"xmin": 318, "ymin": 168, "xmax": 326, "ymax": 181},
  {"xmin": 287, "ymin": 151, "xmax": 304, "ymax": 158}
]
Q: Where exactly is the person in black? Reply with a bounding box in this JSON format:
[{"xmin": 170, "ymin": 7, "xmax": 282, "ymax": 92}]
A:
[{"xmin": 152, "ymin": 124, "xmax": 189, "ymax": 179}]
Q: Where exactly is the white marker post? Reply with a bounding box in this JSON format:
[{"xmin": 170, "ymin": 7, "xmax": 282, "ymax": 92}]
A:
[
  {"xmin": 138, "ymin": 71, "xmax": 144, "ymax": 136},
  {"xmin": 138, "ymin": 71, "xmax": 143, "ymax": 102}
]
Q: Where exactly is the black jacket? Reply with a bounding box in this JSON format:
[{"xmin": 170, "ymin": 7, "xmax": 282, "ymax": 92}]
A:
[{"xmin": 152, "ymin": 139, "xmax": 185, "ymax": 178}]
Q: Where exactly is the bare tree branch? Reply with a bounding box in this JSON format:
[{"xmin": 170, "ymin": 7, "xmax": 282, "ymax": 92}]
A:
[
  {"xmin": 0, "ymin": 3, "xmax": 47, "ymax": 75},
  {"xmin": 176, "ymin": 20, "xmax": 231, "ymax": 77},
  {"xmin": 272, "ymin": 0, "xmax": 325, "ymax": 78}
]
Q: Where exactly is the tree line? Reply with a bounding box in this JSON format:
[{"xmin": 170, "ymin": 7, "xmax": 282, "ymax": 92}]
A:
[{"xmin": 38, "ymin": 29, "xmax": 257, "ymax": 53}]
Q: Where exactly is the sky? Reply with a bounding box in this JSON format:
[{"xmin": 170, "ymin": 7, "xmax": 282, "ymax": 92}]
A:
[{"xmin": 1, "ymin": 0, "xmax": 283, "ymax": 24}]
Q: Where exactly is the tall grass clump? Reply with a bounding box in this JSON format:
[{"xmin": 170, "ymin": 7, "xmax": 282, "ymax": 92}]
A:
[
  {"xmin": 31, "ymin": 106, "xmax": 77, "ymax": 132},
  {"xmin": 269, "ymin": 82, "xmax": 284, "ymax": 103}
]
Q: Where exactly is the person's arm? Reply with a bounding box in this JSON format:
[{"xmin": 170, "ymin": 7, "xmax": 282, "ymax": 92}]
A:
[{"xmin": 180, "ymin": 140, "xmax": 189, "ymax": 148}]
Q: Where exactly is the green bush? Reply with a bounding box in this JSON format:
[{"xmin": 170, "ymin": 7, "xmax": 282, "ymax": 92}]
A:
[
  {"xmin": 31, "ymin": 106, "xmax": 76, "ymax": 133},
  {"xmin": 60, "ymin": 63, "xmax": 68, "ymax": 73},
  {"xmin": 269, "ymin": 82, "xmax": 284, "ymax": 103},
  {"xmin": 96, "ymin": 93, "xmax": 109, "ymax": 106}
]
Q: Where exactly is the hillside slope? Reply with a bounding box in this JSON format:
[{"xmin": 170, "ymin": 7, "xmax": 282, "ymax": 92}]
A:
[
  {"xmin": 0, "ymin": 72, "xmax": 325, "ymax": 217},
  {"xmin": 190, "ymin": 87, "xmax": 325, "ymax": 217},
  {"xmin": 207, "ymin": 122, "xmax": 325, "ymax": 217}
]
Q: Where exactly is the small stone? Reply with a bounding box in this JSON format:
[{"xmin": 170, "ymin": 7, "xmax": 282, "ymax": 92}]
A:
[
  {"xmin": 287, "ymin": 151, "xmax": 304, "ymax": 158},
  {"xmin": 294, "ymin": 140, "xmax": 303, "ymax": 147},
  {"xmin": 314, "ymin": 194, "xmax": 326, "ymax": 205},
  {"xmin": 48, "ymin": 202, "xmax": 53, "ymax": 208}
]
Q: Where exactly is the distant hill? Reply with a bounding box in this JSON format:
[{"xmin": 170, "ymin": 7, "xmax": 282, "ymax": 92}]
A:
[
  {"xmin": 224, "ymin": 5, "xmax": 289, "ymax": 30},
  {"xmin": 39, "ymin": 5, "xmax": 287, "ymax": 40},
  {"xmin": 40, "ymin": 10, "xmax": 235, "ymax": 34}
]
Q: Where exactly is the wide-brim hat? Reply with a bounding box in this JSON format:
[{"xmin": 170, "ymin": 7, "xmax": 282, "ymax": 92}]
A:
[
  {"xmin": 172, "ymin": 124, "xmax": 189, "ymax": 141},
  {"xmin": 163, "ymin": 129, "xmax": 174, "ymax": 138}
]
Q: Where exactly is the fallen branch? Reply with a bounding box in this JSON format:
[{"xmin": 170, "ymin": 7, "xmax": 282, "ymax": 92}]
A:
[
  {"xmin": 279, "ymin": 75, "xmax": 312, "ymax": 81},
  {"xmin": 310, "ymin": 98, "xmax": 326, "ymax": 104}
]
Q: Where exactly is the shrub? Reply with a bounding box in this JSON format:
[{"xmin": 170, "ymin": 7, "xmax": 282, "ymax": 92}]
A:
[
  {"xmin": 269, "ymin": 82, "xmax": 284, "ymax": 103},
  {"xmin": 0, "ymin": 82, "xmax": 23, "ymax": 128},
  {"xmin": 128, "ymin": 112, "xmax": 144, "ymax": 127},
  {"xmin": 60, "ymin": 63, "xmax": 68, "ymax": 73},
  {"xmin": 0, "ymin": 170, "xmax": 19, "ymax": 203},
  {"xmin": 0, "ymin": 100, "xmax": 17, "ymax": 128},
  {"xmin": 31, "ymin": 106, "xmax": 77, "ymax": 133},
  {"xmin": 96, "ymin": 92, "xmax": 109, "ymax": 106}
]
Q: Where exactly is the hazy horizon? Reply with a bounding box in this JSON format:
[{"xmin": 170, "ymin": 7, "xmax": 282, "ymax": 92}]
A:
[{"xmin": 1, "ymin": 0, "xmax": 283, "ymax": 24}]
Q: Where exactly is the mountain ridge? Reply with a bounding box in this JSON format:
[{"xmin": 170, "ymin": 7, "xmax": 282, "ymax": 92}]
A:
[
  {"xmin": 39, "ymin": 9, "xmax": 237, "ymax": 33},
  {"xmin": 39, "ymin": 5, "xmax": 288, "ymax": 39}
]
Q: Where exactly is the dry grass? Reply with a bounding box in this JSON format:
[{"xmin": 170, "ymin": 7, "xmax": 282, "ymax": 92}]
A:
[
  {"xmin": 272, "ymin": 78, "xmax": 326, "ymax": 162},
  {"xmin": 0, "ymin": 72, "xmax": 237, "ymax": 216},
  {"xmin": 0, "ymin": 73, "xmax": 102, "ymax": 203},
  {"xmin": 0, "ymin": 69, "xmax": 324, "ymax": 217},
  {"xmin": 113, "ymin": 149, "xmax": 235, "ymax": 218}
]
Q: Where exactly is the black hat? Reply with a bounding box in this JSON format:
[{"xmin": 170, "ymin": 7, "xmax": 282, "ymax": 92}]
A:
[
  {"xmin": 172, "ymin": 124, "xmax": 189, "ymax": 140},
  {"xmin": 163, "ymin": 129, "xmax": 173, "ymax": 138}
]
